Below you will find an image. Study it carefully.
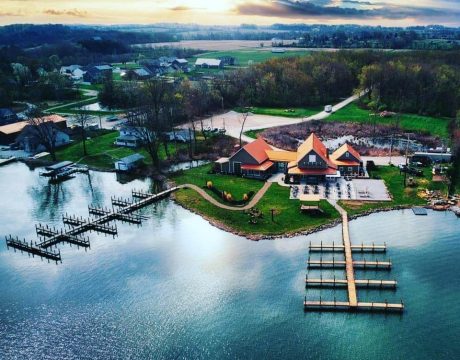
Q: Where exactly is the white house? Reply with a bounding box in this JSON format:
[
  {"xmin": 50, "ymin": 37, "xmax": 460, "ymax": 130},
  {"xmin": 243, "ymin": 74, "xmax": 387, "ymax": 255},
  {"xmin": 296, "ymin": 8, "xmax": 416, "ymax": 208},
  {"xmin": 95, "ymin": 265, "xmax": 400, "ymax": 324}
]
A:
[
  {"xmin": 195, "ymin": 58, "xmax": 223, "ymax": 69},
  {"xmin": 60, "ymin": 65, "xmax": 86, "ymax": 80},
  {"xmin": 114, "ymin": 126, "xmax": 144, "ymax": 148}
]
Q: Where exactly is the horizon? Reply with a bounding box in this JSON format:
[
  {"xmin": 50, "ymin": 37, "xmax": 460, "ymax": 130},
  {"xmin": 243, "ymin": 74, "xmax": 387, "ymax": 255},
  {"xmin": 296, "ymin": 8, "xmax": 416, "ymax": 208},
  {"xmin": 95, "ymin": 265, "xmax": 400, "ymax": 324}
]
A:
[{"xmin": 1, "ymin": 1, "xmax": 460, "ymax": 27}]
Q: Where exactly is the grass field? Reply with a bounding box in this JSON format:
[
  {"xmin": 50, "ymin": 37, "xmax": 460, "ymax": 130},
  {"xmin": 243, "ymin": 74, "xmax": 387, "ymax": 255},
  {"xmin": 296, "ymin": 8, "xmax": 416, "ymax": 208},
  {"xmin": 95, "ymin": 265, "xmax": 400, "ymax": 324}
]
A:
[
  {"xmin": 52, "ymin": 131, "xmax": 185, "ymax": 170},
  {"xmin": 236, "ymin": 106, "xmax": 323, "ymax": 118},
  {"xmin": 327, "ymin": 103, "xmax": 451, "ymax": 138},
  {"xmin": 192, "ymin": 49, "xmax": 310, "ymax": 67},
  {"xmin": 173, "ymin": 164, "xmax": 339, "ymax": 236}
]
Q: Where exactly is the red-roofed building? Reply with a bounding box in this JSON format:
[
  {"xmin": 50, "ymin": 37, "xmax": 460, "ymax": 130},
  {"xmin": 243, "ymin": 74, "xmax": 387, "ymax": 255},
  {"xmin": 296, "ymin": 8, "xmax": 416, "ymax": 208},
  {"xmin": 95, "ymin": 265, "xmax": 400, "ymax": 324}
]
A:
[{"xmin": 215, "ymin": 133, "xmax": 362, "ymax": 182}]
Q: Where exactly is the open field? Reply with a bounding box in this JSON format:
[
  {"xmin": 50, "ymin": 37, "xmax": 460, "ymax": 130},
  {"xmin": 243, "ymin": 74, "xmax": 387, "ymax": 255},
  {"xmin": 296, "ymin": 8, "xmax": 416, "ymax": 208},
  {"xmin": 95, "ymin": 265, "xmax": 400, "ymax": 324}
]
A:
[
  {"xmin": 173, "ymin": 164, "xmax": 339, "ymax": 236},
  {"xmin": 327, "ymin": 103, "xmax": 451, "ymax": 138},
  {"xmin": 192, "ymin": 49, "xmax": 311, "ymax": 66},
  {"xmin": 133, "ymin": 40, "xmax": 313, "ymax": 51}
]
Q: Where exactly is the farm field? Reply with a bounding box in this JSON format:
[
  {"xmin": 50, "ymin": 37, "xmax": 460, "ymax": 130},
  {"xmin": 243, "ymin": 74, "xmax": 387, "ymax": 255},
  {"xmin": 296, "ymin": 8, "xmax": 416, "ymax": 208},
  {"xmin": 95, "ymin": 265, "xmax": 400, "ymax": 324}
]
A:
[{"xmin": 192, "ymin": 49, "xmax": 311, "ymax": 66}]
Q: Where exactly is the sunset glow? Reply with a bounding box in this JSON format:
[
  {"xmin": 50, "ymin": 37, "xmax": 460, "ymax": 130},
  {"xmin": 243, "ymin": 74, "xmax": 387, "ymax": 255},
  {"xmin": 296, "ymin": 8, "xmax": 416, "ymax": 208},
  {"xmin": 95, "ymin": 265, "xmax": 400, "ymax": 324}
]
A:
[{"xmin": 0, "ymin": 0, "xmax": 459, "ymax": 26}]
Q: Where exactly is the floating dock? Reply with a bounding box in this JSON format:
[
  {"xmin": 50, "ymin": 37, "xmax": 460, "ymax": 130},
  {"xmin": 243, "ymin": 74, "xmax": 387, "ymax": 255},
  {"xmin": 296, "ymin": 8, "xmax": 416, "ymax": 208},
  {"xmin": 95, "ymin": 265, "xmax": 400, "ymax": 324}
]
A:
[
  {"xmin": 412, "ymin": 207, "xmax": 428, "ymax": 216},
  {"xmin": 5, "ymin": 187, "xmax": 179, "ymax": 263},
  {"xmin": 304, "ymin": 203, "xmax": 404, "ymax": 313}
]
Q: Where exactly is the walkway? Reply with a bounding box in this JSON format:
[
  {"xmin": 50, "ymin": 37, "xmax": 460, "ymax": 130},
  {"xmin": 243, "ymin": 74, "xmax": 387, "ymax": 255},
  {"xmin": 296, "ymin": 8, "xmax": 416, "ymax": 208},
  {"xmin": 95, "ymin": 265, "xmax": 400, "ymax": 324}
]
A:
[
  {"xmin": 177, "ymin": 182, "xmax": 272, "ymax": 211},
  {"xmin": 329, "ymin": 201, "xmax": 357, "ymax": 306}
]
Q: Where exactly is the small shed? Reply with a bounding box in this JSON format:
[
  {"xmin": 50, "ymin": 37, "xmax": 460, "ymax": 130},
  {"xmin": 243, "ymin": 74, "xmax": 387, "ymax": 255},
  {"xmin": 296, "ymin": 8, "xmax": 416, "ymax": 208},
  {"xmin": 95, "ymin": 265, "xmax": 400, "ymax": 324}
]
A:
[{"xmin": 115, "ymin": 154, "xmax": 145, "ymax": 172}]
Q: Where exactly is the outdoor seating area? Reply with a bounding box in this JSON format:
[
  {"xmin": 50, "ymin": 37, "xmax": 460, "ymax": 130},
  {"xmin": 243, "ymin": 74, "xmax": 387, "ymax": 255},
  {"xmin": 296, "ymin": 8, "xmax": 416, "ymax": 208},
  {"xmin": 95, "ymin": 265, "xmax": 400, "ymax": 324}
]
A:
[{"xmin": 290, "ymin": 178, "xmax": 391, "ymax": 201}]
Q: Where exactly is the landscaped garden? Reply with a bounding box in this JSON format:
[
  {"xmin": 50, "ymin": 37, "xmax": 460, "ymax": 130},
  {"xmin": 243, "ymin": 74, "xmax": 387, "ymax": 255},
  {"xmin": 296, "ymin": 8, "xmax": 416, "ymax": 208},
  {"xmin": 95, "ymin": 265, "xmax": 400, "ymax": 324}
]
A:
[{"xmin": 172, "ymin": 164, "xmax": 340, "ymax": 237}]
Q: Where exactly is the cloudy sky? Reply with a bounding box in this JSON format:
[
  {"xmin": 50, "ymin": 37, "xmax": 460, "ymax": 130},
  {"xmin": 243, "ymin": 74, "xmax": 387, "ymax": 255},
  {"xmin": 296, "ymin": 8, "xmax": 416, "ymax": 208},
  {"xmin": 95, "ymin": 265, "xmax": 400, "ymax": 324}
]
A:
[{"xmin": 1, "ymin": 0, "xmax": 460, "ymax": 26}]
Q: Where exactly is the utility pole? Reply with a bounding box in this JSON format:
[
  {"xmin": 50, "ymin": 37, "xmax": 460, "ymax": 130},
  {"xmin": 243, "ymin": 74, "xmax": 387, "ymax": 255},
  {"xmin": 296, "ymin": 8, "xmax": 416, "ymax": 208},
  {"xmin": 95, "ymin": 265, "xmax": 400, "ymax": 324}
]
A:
[
  {"xmin": 404, "ymin": 133, "xmax": 410, "ymax": 187},
  {"xmin": 389, "ymin": 134, "xmax": 393, "ymax": 165}
]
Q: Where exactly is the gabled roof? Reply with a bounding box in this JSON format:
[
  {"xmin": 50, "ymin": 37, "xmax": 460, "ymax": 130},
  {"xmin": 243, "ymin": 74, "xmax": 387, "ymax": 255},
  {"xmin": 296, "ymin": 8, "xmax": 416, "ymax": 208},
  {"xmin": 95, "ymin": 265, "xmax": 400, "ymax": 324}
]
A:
[
  {"xmin": 241, "ymin": 161, "xmax": 274, "ymax": 171},
  {"xmin": 0, "ymin": 115, "xmax": 66, "ymax": 135},
  {"xmin": 331, "ymin": 143, "xmax": 361, "ymax": 162},
  {"xmin": 195, "ymin": 58, "xmax": 222, "ymax": 67},
  {"xmin": 233, "ymin": 138, "xmax": 272, "ymax": 164},
  {"xmin": 266, "ymin": 150, "xmax": 297, "ymax": 162},
  {"xmin": 297, "ymin": 133, "xmax": 328, "ymax": 162}
]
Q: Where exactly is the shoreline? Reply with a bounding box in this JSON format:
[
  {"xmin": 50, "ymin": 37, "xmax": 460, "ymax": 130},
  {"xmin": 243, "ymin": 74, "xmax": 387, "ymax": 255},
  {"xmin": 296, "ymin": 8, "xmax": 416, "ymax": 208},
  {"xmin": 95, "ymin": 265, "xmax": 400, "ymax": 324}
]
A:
[{"xmin": 171, "ymin": 191, "xmax": 423, "ymax": 241}]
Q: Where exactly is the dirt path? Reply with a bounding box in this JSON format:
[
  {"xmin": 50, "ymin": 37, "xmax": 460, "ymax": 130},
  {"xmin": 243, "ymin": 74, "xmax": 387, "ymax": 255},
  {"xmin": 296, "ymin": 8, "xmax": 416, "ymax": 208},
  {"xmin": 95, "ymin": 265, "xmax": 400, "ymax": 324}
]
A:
[{"xmin": 177, "ymin": 182, "xmax": 272, "ymax": 211}]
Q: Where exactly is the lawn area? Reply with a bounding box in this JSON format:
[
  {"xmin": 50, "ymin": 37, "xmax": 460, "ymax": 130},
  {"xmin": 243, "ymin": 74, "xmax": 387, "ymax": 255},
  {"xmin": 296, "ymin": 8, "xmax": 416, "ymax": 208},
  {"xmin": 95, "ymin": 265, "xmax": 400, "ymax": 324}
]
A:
[
  {"xmin": 339, "ymin": 165, "xmax": 447, "ymax": 215},
  {"xmin": 173, "ymin": 164, "xmax": 265, "ymax": 202},
  {"xmin": 236, "ymin": 106, "xmax": 323, "ymax": 118},
  {"xmin": 327, "ymin": 103, "xmax": 451, "ymax": 138},
  {"xmin": 172, "ymin": 164, "xmax": 340, "ymax": 236},
  {"xmin": 192, "ymin": 50, "xmax": 310, "ymax": 67},
  {"xmin": 244, "ymin": 129, "xmax": 265, "ymax": 139},
  {"xmin": 53, "ymin": 131, "xmax": 185, "ymax": 170}
]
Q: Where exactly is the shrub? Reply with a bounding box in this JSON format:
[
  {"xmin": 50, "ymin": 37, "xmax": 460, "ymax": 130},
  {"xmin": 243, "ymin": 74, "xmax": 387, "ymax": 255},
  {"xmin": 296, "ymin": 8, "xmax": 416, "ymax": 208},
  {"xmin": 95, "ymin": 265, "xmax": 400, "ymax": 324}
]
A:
[{"xmin": 207, "ymin": 181, "xmax": 213, "ymax": 189}]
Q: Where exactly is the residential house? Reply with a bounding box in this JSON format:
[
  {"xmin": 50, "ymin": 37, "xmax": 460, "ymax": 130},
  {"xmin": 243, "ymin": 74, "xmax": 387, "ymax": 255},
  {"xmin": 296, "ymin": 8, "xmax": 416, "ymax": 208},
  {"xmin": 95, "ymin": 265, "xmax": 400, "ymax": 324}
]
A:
[
  {"xmin": 115, "ymin": 153, "xmax": 145, "ymax": 172},
  {"xmin": 15, "ymin": 124, "xmax": 71, "ymax": 153},
  {"xmin": 195, "ymin": 58, "xmax": 223, "ymax": 69},
  {"xmin": 126, "ymin": 67, "xmax": 153, "ymax": 80},
  {"xmin": 172, "ymin": 58, "xmax": 189, "ymax": 71},
  {"xmin": 114, "ymin": 126, "xmax": 144, "ymax": 148},
  {"xmin": 164, "ymin": 129, "xmax": 195, "ymax": 143},
  {"xmin": 215, "ymin": 133, "xmax": 362, "ymax": 183},
  {"xmin": 60, "ymin": 65, "xmax": 86, "ymax": 81},
  {"xmin": 0, "ymin": 108, "xmax": 18, "ymax": 126},
  {"xmin": 83, "ymin": 65, "xmax": 113, "ymax": 84},
  {"xmin": 0, "ymin": 115, "xmax": 67, "ymax": 145}
]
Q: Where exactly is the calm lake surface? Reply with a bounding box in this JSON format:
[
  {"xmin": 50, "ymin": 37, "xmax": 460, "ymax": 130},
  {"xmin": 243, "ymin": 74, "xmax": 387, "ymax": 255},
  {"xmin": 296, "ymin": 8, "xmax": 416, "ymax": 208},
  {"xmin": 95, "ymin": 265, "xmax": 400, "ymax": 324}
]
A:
[{"xmin": 0, "ymin": 162, "xmax": 459, "ymax": 360}]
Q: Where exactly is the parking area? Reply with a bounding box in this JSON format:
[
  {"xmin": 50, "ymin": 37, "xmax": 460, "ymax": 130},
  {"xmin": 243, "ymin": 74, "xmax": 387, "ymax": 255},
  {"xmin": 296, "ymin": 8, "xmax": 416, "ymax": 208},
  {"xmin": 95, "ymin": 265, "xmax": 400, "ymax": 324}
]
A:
[{"xmin": 290, "ymin": 178, "xmax": 391, "ymax": 201}]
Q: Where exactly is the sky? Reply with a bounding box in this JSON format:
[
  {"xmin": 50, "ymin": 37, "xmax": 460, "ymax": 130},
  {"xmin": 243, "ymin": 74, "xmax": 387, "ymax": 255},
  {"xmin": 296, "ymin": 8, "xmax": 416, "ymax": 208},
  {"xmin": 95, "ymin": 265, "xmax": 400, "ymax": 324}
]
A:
[{"xmin": 1, "ymin": 0, "xmax": 460, "ymax": 26}]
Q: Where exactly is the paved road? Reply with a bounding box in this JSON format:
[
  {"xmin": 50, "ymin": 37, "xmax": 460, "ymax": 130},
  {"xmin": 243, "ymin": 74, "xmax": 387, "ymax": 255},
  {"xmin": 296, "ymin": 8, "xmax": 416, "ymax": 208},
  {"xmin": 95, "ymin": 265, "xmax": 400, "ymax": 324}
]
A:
[
  {"xmin": 177, "ymin": 182, "xmax": 272, "ymax": 211},
  {"xmin": 185, "ymin": 92, "xmax": 364, "ymax": 144}
]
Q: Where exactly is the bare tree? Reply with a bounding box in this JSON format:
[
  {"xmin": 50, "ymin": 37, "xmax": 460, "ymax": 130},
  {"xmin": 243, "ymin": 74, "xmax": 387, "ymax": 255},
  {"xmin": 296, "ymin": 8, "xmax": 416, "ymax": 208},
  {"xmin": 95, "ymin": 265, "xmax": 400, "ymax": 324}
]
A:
[
  {"xmin": 126, "ymin": 79, "xmax": 173, "ymax": 170},
  {"xmin": 239, "ymin": 111, "xmax": 250, "ymax": 148},
  {"xmin": 75, "ymin": 110, "xmax": 92, "ymax": 156},
  {"xmin": 27, "ymin": 108, "xmax": 59, "ymax": 161}
]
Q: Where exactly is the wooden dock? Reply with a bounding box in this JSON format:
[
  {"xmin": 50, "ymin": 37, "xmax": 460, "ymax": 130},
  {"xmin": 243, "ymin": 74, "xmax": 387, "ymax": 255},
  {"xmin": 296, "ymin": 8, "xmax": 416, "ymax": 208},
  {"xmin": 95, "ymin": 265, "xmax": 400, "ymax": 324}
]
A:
[
  {"xmin": 304, "ymin": 202, "xmax": 404, "ymax": 313},
  {"xmin": 0, "ymin": 157, "xmax": 16, "ymax": 167},
  {"xmin": 6, "ymin": 187, "xmax": 179, "ymax": 263},
  {"xmin": 305, "ymin": 276, "xmax": 397, "ymax": 289},
  {"xmin": 309, "ymin": 242, "xmax": 386, "ymax": 252}
]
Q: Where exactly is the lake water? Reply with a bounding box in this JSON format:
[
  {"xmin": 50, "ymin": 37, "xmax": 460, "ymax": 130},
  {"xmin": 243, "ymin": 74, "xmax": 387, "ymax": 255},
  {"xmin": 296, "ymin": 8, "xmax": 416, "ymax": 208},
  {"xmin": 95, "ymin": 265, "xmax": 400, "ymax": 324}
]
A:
[{"xmin": 0, "ymin": 162, "xmax": 459, "ymax": 360}]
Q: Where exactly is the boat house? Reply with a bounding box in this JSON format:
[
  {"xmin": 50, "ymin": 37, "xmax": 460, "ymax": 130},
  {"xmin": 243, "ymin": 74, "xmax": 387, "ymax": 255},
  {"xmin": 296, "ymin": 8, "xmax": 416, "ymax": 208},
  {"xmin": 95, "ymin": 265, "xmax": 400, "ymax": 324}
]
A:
[{"xmin": 115, "ymin": 154, "xmax": 145, "ymax": 172}]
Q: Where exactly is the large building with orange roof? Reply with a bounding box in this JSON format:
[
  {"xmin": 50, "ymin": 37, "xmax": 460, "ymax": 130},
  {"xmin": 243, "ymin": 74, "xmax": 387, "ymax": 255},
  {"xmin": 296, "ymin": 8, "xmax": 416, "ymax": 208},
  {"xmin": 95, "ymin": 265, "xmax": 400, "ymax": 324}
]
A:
[{"xmin": 216, "ymin": 133, "xmax": 362, "ymax": 183}]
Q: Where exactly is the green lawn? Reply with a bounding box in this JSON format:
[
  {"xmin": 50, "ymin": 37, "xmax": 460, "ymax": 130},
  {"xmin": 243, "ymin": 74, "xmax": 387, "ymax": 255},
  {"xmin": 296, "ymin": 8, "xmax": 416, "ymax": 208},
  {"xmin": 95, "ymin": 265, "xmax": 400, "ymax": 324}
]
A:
[
  {"xmin": 192, "ymin": 50, "xmax": 311, "ymax": 67},
  {"xmin": 339, "ymin": 165, "xmax": 447, "ymax": 215},
  {"xmin": 327, "ymin": 103, "xmax": 451, "ymax": 138},
  {"xmin": 244, "ymin": 129, "xmax": 266, "ymax": 139},
  {"xmin": 52, "ymin": 131, "xmax": 185, "ymax": 170},
  {"xmin": 173, "ymin": 164, "xmax": 265, "ymax": 203},
  {"xmin": 236, "ymin": 106, "xmax": 323, "ymax": 118},
  {"xmin": 172, "ymin": 164, "xmax": 340, "ymax": 236}
]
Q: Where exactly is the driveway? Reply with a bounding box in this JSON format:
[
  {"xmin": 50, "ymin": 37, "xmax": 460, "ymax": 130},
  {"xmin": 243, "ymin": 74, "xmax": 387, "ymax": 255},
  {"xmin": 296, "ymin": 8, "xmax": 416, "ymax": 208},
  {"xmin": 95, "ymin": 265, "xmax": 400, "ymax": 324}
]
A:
[{"xmin": 184, "ymin": 92, "xmax": 365, "ymax": 144}]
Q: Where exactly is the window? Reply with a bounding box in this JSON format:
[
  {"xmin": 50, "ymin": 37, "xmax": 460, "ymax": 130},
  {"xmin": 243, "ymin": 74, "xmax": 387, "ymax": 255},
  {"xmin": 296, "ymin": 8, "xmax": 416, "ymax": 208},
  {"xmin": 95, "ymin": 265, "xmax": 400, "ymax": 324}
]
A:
[
  {"xmin": 345, "ymin": 152, "xmax": 349, "ymax": 158},
  {"xmin": 309, "ymin": 154, "xmax": 317, "ymax": 163},
  {"xmin": 348, "ymin": 167, "xmax": 353, "ymax": 172}
]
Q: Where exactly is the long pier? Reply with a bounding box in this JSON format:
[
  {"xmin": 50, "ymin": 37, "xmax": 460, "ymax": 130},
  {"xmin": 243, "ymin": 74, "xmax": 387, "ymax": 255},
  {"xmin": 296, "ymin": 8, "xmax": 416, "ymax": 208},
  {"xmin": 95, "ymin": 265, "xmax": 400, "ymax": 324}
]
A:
[
  {"xmin": 5, "ymin": 187, "xmax": 179, "ymax": 263},
  {"xmin": 304, "ymin": 202, "xmax": 404, "ymax": 313}
]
